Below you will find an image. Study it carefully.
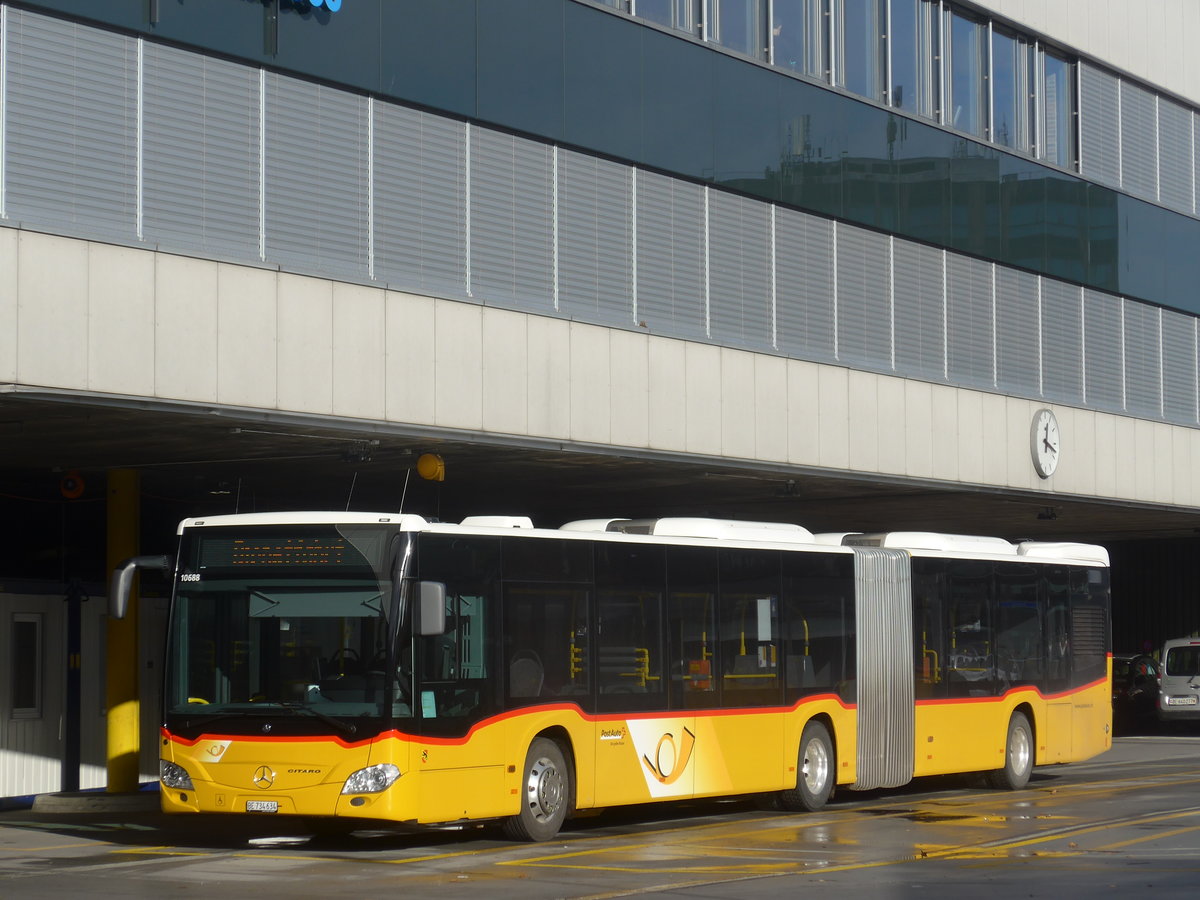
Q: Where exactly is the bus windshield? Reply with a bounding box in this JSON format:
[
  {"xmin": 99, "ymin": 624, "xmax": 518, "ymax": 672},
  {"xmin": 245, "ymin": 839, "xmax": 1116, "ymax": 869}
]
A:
[{"xmin": 163, "ymin": 525, "xmax": 414, "ymax": 733}]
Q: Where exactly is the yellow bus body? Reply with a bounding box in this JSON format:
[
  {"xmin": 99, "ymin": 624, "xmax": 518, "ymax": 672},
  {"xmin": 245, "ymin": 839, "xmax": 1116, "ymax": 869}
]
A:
[{"xmin": 161, "ymin": 670, "xmax": 1108, "ymax": 825}]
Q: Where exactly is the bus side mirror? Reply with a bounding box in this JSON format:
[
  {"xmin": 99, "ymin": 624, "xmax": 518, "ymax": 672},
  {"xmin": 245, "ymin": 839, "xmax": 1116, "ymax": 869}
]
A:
[
  {"xmin": 109, "ymin": 555, "xmax": 172, "ymax": 619},
  {"xmin": 414, "ymin": 581, "xmax": 446, "ymax": 636}
]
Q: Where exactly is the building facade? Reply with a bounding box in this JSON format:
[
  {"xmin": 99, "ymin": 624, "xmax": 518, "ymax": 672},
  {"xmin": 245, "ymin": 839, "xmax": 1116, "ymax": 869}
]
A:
[{"xmin": 3, "ymin": 0, "xmax": 1200, "ymax": 798}]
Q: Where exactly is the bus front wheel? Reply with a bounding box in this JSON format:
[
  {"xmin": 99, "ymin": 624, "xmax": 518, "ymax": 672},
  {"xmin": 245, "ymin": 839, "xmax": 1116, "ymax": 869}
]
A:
[
  {"xmin": 780, "ymin": 720, "xmax": 834, "ymax": 812},
  {"xmin": 503, "ymin": 737, "xmax": 571, "ymax": 841},
  {"xmin": 987, "ymin": 711, "xmax": 1033, "ymax": 790}
]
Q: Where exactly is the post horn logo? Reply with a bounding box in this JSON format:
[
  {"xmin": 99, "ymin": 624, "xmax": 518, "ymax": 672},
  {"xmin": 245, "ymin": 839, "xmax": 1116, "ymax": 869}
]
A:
[
  {"xmin": 253, "ymin": 766, "xmax": 275, "ymax": 789},
  {"xmin": 642, "ymin": 727, "xmax": 696, "ymax": 785}
]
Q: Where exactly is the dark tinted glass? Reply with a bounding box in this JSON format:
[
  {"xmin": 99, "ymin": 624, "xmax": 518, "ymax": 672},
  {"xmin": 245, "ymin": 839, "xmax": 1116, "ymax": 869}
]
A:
[
  {"xmin": 275, "ymin": 0, "xmax": 379, "ymax": 92},
  {"xmin": 911, "ymin": 560, "xmax": 946, "ymax": 700},
  {"xmin": 946, "ymin": 560, "xmax": 993, "ymax": 697},
  {"xmin": 502, "ymin": 538, "xmax": 592, "ymax": 583},
  {"xmin": 595, "ymin": 544, "xmax": 666, "ymax": 711},
  {"xmin": 564, "ymin": 1, "xmax": 643, "ymax": 161},
  {"xmin": 718, "ymin": 549, "xmax": 782, "ymax": 706},
  {"xmin": 380, "ymin": 0, "xmax": 477, "ymax": 118},
  {"xmin": 713, "ymin": 53, "xmax": 781, "ymax": 197},
  {"xmin": 778, "ymin": 77, "xmax": 846, "ymax": 217},
  {"xmin": 667, "ymin": 546, "xmax": 718, "ymax": 709},
  {"xmin": 949, "ymin": 147, "xmax": 1001, "ymax": 258},
  {"xmin": 781, "ymin": 551, "xmax": 854, "ymax": 701},
  {"xmin": 477, "ymin": 0, "xmax": 565, "ymax": 140},
  {"xmin": 642, "ymin": 30, "xmax": 715, "ymax": 180},
  {"xmin": 994, "ymin": 563, "xmax": 1042, "ymax": 690},
  {"xmin": 12, "ymin": 619, "xmax": 39, "ymax": 710}
]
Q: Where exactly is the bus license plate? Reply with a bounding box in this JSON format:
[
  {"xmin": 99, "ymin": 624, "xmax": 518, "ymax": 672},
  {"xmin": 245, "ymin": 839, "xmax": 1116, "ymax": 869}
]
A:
[
  {"xmin": 1167, "ymin": 695, "xmax": 1198, "ymax": 706},
  {"xmin": 246, "ymin": 800, "xmax": 279, "ymax": 813}
]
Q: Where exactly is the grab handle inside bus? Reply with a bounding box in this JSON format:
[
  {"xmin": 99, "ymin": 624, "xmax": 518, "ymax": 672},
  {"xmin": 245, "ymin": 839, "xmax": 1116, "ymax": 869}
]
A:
[
  {"xmin": 109, "ymin": 555, "xmax": 173, "ymax": 619},
  {"xmin": 414, "ymin": 580, "xmax": 446, "ymax": 636}
]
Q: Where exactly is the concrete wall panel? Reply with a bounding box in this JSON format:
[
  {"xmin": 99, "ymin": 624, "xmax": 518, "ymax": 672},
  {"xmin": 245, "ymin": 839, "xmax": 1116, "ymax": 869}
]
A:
[
  {"xmin": 216, "ymin": 264, "xmax": 277, "ymax": 410},
  {"xmin": 816, "ymin": 366, "xmax": 849, "ymax": 470},
  {"xmin": 569, "ymin": 323, "xmax": 612, "ymax": 446},
  {"xmin": 153, "ymin": 253, "xmax": 219, "ymax": 403},
  {"xmin": 753, "ymin": 354, "xmax": 788, "ymax": 463},
  {"xmin": 684, "ymin": 343, "xmax": 722, "ymax": 456},
  {"xmin": 923, "ymin": 383, "xmax": 953, "ymax": 481},
  {"xmin": 332, "ymin": 282, "xmax": 385, "ymax": 421},
  {"xmin": 526, "ymin": 315, "xmax": 571, "ymax": 440},
  {"xmin": 876, "ymin": 375, "xmax": 906, "ymax": 475},
  {"xmin": 276, "ymin": 274, "xmax": 334, "ymax": 415},
  {"xmin": 847, "ymin": 370, "xmax": 880, "ymax": 473},
  {"xmin": 785, "ymin": 359, "xmax": 820, "ymax": 466},
  {"xmin": 383, "ymin": 291, "xmax": 437, "ymax": 427},
  {"xmin": 609, "ymin": 330, "xmax": 650, "ymax": 449},
  {"xmin": 647, "ymin": 336, "xmax": 686, "ymax": 452},
  {"xmin": 720, "ymin": 348, "xmax": 756, "ymax": 461},
  {"xmin": 481, "ymin": 307, "xmax": 530, "ymax": 436},
  {"xmin": 433, "ymin": 300, "xmax": 483, "ymax": 431},
  {"xmin": 0, "ymin": 229, "xmax": 17, "ymax": 382},
  {"xmin": 17, "ymin": 232, "xmax": 88, "ymax": 390}
]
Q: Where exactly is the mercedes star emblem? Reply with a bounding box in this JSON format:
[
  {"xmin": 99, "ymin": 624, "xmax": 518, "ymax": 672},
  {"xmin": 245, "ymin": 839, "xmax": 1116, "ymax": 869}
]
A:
[{"xmin": 253, "ymin": 765, "xmax": 275, "ymax": 789}]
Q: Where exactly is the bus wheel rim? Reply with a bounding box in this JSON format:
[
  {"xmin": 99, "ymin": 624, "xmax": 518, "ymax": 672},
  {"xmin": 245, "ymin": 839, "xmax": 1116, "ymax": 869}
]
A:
[
  {"xmin": 527, "ymin": 756, "xmax": 564, "ymax": 822},
  {"xmin": 1011, "ymin": 725, "xmax": 1031, "ymax": 775},
  {"xmin": 802, "ymin": 737, "xmax": 829, "ymax": 794}
]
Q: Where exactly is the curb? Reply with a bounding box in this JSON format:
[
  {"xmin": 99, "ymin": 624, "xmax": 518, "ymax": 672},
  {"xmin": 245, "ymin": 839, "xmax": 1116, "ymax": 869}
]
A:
[{"xmin": 32, "ymin": 791, "xmax": 161, "ymax": 813}]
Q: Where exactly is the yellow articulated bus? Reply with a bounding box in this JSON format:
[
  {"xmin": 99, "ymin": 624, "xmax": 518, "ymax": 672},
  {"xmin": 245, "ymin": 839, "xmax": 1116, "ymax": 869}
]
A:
[{"xmin": 111, "ymin": 513, "xmax": 1111, "ymax": 841}]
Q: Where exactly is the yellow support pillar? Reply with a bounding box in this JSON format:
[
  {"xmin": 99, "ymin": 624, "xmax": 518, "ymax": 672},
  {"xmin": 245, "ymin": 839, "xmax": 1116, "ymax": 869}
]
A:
[{"xmin": 105, "ymin": 468, "xmax": 141, "ymax": 793}]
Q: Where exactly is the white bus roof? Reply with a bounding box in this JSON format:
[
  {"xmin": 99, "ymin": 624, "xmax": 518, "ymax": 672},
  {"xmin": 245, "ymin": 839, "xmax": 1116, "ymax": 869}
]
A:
[{"xmin": 175, "ymin": 513, "xmax": 1107, "ymax": 565}]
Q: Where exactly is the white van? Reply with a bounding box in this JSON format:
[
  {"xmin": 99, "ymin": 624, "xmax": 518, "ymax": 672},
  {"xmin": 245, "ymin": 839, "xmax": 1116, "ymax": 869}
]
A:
[{"xmin": 1157, "ymin": 638, "xmax": 1200, "ymax": 725}]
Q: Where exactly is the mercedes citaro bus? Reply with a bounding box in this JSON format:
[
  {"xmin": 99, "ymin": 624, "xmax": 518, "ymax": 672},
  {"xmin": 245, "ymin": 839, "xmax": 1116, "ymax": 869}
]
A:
[{"xmin": 111, "ymin": 512, "xmax": 1111, "ymax": 841}]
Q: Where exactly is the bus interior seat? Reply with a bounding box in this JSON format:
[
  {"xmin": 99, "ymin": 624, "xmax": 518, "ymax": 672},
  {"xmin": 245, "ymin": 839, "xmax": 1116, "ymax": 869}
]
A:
[
  {"xmin": 785, "ymin": 654, "xmax": 814, "ymax": 688},
  {"xmin": 509, "ymin": 652, "xmax": 544, "ymax": 698}
]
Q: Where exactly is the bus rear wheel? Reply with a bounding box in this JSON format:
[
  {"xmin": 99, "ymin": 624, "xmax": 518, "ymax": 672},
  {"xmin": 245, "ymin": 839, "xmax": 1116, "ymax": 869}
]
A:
[
  {"xmin": 503, "ymin": 737, "xmax": 571, "ymax": 841},
  {"xmin": 780, "ymin": 720, "xmax": 834, "ymax": 812},
  {"xmin": 987, "ymin": 711, "xmax": 1033, "ymax": 790}
]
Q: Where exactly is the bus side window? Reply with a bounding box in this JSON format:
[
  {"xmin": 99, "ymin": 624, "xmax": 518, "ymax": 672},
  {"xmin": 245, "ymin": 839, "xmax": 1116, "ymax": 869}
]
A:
[
  {"xmin": 782, "ymin": 551, "xmax": 856, "ymax": 701},
  {"xmin": 503, "ymin": 584, "xmax": 591, "ymax": 706},
  {"xmin": 946, "ymin": 560, "xmax": 994, "ymax": 697}
]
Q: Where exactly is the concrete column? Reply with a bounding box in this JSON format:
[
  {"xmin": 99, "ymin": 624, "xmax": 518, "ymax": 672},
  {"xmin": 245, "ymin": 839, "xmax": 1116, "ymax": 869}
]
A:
[{"xmin": 105, "ymin": 469, "xmax": 140, "ymax": 793}]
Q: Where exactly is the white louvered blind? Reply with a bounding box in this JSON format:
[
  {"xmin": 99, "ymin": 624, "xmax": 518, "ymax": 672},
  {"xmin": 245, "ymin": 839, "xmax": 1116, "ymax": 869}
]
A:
[
  {"xmin": 775, "ymin": 206, "xmax": 836, "ymax": 363},
  {"xmin": 708, "ymin": 190, "xmax": 773, "ymax": 351}
]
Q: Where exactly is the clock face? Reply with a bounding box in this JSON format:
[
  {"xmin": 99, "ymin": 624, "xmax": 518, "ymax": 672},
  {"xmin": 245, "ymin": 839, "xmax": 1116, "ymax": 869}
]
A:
[{"xmin": 1030, "ymin": 409, "xmax": 1059, "ymax": 478}]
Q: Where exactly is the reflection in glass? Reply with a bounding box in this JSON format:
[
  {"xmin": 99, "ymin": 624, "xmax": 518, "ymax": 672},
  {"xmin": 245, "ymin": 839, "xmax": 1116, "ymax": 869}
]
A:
[
  {"xmin": 838, "ymin": 0, "xmax": 885, "ymax": 102},
  {"xmin": 947, "ymin": 8, "xmax": 986, "ymax": 138},
  {"xmin": 637, "ymin": 0, "xmax": 699, "ymax": 33},
  {"xmin": 771, "ymin": 0, "xmax": 828, "ymax": 80},
  {"xmin": 1041, "ymin": 49, "xmax": 1075, "ymax": 169},
  {"xmin": 888, "ymin": 0, "xmax": 937, "ymax": 119},
  {"xmin": 708, "ymin": 0, "xmax": 767, "ymax": 59},
  {"xmin": 991, "ymin": 27, "xmax": 1031, "ymax": 152}
]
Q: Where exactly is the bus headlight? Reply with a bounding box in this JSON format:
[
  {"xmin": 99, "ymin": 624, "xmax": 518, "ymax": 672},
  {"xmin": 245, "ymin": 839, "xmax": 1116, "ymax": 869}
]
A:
[
  {"xmin": 341, "ymin": 763, "xmax": 400, "ymax": 794},
  {"xmin": 160, "ymin": 760, "xmax": 194, "ymax": 790}
]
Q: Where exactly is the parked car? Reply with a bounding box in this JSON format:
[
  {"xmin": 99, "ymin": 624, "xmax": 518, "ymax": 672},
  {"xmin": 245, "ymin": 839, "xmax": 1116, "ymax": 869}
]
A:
[
  {"xmin": 1112, "ymin": 653, "xmax": 1160, "ymax": 732},
  {"xmin": 1157, "ymin": 638, "xmax": 1200, "ymax": 728}
]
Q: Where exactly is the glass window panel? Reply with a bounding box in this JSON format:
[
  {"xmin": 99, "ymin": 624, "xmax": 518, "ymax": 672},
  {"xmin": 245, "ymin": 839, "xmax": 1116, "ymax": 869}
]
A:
[
  {"xmin": 642, "ymin": 31, "xmax": 716, "ymax": 180},
  {"xmin": 995, "ymin": 564, "xmax": 1042, "ymax": 691},
  {"xmin": 564, "ymin": 2, "xmax": 644, "ymax": 162},
  {"xmin": 888, "ymin": 0, "xmax": 937, "ymax": 118},
  {"xmin": 667, "ymin": 546, "xmax": 719, "ymax": 709},
  {"xmin": 12, "ymin": 615, "xmax": 42, "ymax": 716},
  {"xmin": 1042, "ymin": 50, "xmax": 1076, "ymax": 170},
  {"xmin": 839, "ymin": 0, "xmax": 885, "ymax": 102},
  {"xmin": 718, "ymin": 549, "xmax": 782, "ymax": 706},
  {"xmin": 912, "ymin": 560, "xmax": 946, "ymax": 700},
  {"xmin": 476, "ymin": 0, "xmax": 565, "ymax": 141},
  {"xmin": 946, "ymin": 561, "xmax": 994, "ymax": 698},
  {"xmin": 709, "ymin": 0, "xmax": 767, "ymax": 59},
  {"xmin": 781, "ymin": 552, "xmax": 855, "ymax": 702},
  {"xmin": 503, "ymin": 584, "xmax": 591, "ymax": 705},
  {"xmin": 946, "ymin": 9, "xmax": 986, "ymax": 138},
  {"xmin": 771, "ymin": 0, "xmax": 829, "ymax": 80},
  {"xmin": 991, "ymin": 28, "xmax": 1031, "ymax": 152},
  {"xmin": 596, "ymin": 543, "xmax": 666, "ymax": 711},
  {"xmin": 638, "ymin": 0, "xmax": 700, "ymax": 33}
]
